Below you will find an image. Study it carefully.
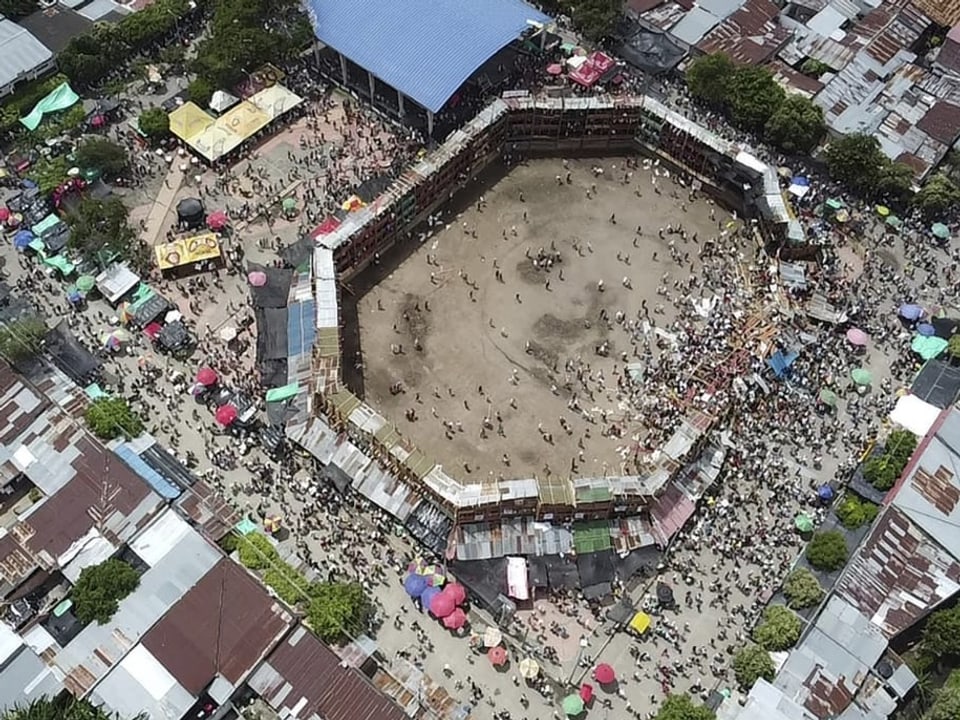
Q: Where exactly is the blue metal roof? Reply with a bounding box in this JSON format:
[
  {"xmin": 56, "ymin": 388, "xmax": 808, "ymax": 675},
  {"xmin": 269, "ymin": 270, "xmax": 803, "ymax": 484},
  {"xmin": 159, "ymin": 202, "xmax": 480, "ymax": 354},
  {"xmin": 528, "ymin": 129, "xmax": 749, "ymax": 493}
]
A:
[
  {"xmin": 288, "ymin": 299, "xmax": 316, "ymax": 357},
  {"xmin": 307, "ymin": 0, "xmax": 550, "ymax": 113},
  {"xmin": 114, "ymin": 445, "xmax": 182, "ymax": 499}
]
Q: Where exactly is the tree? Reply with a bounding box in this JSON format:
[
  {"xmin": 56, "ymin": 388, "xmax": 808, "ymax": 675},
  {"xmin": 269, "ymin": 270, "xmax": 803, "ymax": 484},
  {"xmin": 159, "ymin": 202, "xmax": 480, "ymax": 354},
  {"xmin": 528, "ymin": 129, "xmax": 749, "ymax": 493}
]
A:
[
  {"xmin": 655, "ymin": 693, "xmax": 716, "ymax": 720},
  {"xmin": 875, "ymin": 160, "xmax": 914, "ymax": 201},
  {"xmin": 728, "ymin": 66, "xmax": 785, "ymax": 132},
  {"xmin": 922, "ymin": 606, "xmax": 960, "ymax": 659},
  {"xmin": 753, "ymin": 605, "xmax": 801, "ymax": 651},
  {"xmin": 186, "ymin": 77, "xmax": 214, "ymax": 109},
  {"xmin": 138, "ymin": 108, "xmax": 170, "ymax": 141},
  {"xmin": 863, "ymin": 430, "xmax": 917, "ymax": 490},
  {"xmin": 805, "ymin": 530, "xmax": 848, "ymax": 571},
  {"xmin": 732, "ymin": 645, "xmax": 775, "ymax": 688},
  {"xmin": 67, "ymin": 196, "xmax": 141, "ymax": 268},
  {"xmin": 30, "ymin": 155, "xmax": 69, "ymax": 196},
  {"xmin": 782, "ymin": 568, "xmax": 824, "ymax": 610},
  {"xmin": 2, "ymin": 695, "xmax": 130, "ymax": 720},
  {"xmin": 0, "ymin": 316, "xmax": 47, "ymax": 363},
  {"xmin": 800, "ymin": 58, "xmax": 831, "ymax": 78},
  {"xmin": 824, "ymin": 134, "xmax": 885, "ymax": 194},
  {"xmin": 835, "ymin": 495, "xmax": 879, "ymax": 529},
  {"xmin": 915, "ymin": 173, "xmax": 960, "ymax": 217},
  {"xmin": 927, "ymin": 686, "xmax": 960, "ymax": 720},
  {"xmin": 686, "ymin": 53, "xmax": 736, "ymax": 107},
  {"xmin": 237, "ymin": 532, "xmax": 279, "ymax": 570},
  {"xmin": 765, "ymin": 95, "xmax": 825, "ymax": 154},
  {"xmin": 0, "ymin": 0, "xmax": 38, "ymax": 20},
  {"xmin": 948, "ymin": 335, "xmax": 960, "ymax": 362},
  {"xmin": 307, "ymin": 582, "xmax": 373, "ymax": 643},
  {"xmin": 71, "ymin": 558, "xmax": 140, "ymax": 624},
  {"xmin": 84, "ymin": 397, "xmax": 144, "ymax": 440},
  {"xmin": 74, "ymin": 138, "xmax": 128, "ymax": 178}
]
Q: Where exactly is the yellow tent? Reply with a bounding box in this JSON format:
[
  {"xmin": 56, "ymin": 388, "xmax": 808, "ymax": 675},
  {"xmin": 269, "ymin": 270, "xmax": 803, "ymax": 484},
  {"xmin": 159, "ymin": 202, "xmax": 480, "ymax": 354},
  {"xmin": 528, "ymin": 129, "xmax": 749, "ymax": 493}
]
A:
[
  {"xmin": 168, "ymin": 102, "xmax": 214, "ymax": 142},
  {"xmin": 628, "ymin": 611, "xmax": 651, "ymax": 634}
]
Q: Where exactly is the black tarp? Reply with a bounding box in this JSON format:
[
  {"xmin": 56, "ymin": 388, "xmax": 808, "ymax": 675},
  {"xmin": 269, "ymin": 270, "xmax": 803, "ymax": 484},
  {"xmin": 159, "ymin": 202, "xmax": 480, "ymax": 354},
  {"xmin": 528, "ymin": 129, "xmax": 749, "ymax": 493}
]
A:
[
  {"xmin": 41, "ymin": 225, "xmax": 69, "ymax": 255},
  {"xmin": 615, "ymin": 546, "xmax": 661, "ymax": 581},
  {"xmin": 280, "ymin": 237, "xmax": 314, "ymax": 270},
  {"xmin": 259, "ymin": 425, "xmax": 285, "ymax": 453},
  {"xmin": 613, "ymin": 20, "xmax": 686, "ymax": 73},
  {"xmin": 528, "ymin": 557, "xmax": 548, "ymax": 588},
  {"xmin": 259, "ymin": 358, "xmax": 288, "ymax": 388},
  {"xmin": 405, "ymin": 501, "xmax": 453, "ymax": 556},
  {"xmin": 140, "ymin": 444, "xmax": 197, "ymax": 488},
  {"xmin": 577, "ymin": 551, "xmax": 616, "ymax": 589},
  {"xmin": 543, "ymin": 555, "xmax": 579, "ymax": 591},
  {"xmin": 44, "ymin": 322, "xmax": 100, "ymax": 384},
  {"xmin": 932, "ymin": 317, "xmax": 960, "ymax": 339},
  {"xmin": 582, "ymin": 582, "xmax": 611, "ymax": 601},
  {"xmin": 450, "ymin": 558, "xmax": 507, "ymax": 611},
  {"xmin": 605, "ymin": 598, "xmax": 636, "ymax": 625},
  {"xmin": 322, "ymin": 462, "xmax": 354, "ymax": 493},
  {"xmin": 355, "ymin": 175, "xmax": 393, "ymax": 204},
  {"xmin": 256, "ymin": 307, "xmax": 289, "ymax": 361},
  {"xmin": 911, "ymin": 358, "xmax": 960, "ymax": 409},
  {"xmin": 248, "ymin": 264, "xmax": 293, "ymax": 309},
  {"xmin": 133, "ymin": 294, "xmax": 171, "ymax": 327}
]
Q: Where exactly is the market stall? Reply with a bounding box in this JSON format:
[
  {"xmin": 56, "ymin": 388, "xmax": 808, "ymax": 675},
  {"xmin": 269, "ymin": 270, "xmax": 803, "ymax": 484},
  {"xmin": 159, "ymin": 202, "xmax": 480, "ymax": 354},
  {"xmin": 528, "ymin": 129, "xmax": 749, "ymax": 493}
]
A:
[{"xmin": 155, "ymin": 233, "xmax": 222, "ymax": 274}]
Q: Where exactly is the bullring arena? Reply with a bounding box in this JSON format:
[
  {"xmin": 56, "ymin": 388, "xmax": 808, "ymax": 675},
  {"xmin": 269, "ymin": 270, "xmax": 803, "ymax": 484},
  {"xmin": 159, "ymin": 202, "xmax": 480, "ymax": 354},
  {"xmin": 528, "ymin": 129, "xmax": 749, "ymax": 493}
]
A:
[{"xmin": 283, "ymin": 93, "xmax": 794, "ymax": 566}]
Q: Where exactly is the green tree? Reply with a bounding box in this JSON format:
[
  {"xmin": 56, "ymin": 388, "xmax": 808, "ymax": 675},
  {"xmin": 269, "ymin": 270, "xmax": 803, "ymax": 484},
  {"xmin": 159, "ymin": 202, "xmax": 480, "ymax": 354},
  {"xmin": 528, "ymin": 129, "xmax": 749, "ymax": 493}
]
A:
[
  {"xmin": 805, "ymin": 530, "xmax": 848, "ymax": 571},
  {"xmin": 922, "ymin": 606, "xmax": 960, "ymax": 659},
  {"xmin": 237, "ymin": 532, "xmax": 280, "ymax": 569},
  {"xmin": 863, "ymin": 430, "xmax": 917, "ymax": 490},
  {"xmin": 2, "ymin": 695, "xmax": 132, "ymax": 720},
  {"xmin": 0, "ymin": 0, "xmax": 37, "ymax": 19},
  {"xmin": 686, "ymin": 53, "xmax": 736, "ymax": 107},
  {"xmin": 824, "ymin": 133, "xmax": 885, "ymax": 194},
  {"xmin": 84, "ymin": 397, "xmax": 144, "ymax": 440},
  {"xmin": 732, "ymin": 645, "xmax": 775, "ymax": 688},
  {"xmin": 875, "ymin": 160, "xmax": 914, "ymax": 201},
  {"xmin": 0, "ymin": 316, "xmax": 47, "ymax": 363},
  {"xmin": 138, "ymin": 108, "xmax": 170, "ymax": 141},
  {"xmin": 835, "ymin": 495, "xmax": 879, "ymax": 529},
  {"xmin": 765, "ymin": 95, "xmax": 825, "ymax": 154},
  {"xmin": 307, "ymin": 582, "xmax": 373, "ymax": 642},
  {"xmin": 800, "ymin": 58, "xmax": 831, "ymax": 78},
  {"xmin": 753, "ymin": 605, "xmax": 801, "ymax": 651},
  {"xmin": 71, "ymin": 559, "xmax": 140, "ymax": 624},
  {"xmin": 74, "ymin": 138, "xmax": 129, "ymax": 178},
  {"xmin": 29, "ymin": 155, "xmax": 69, "ymax": 196},
  {"xmin": 782, "ymin": 568, "xmax": 824, "ymax": 610},
  {"xmin": 654, "ymin": 693, "xmax": 716, "ymax": 720},
  {"xmin": 915, "ymin": 173, "xmax": 960, "ymax": 217},
  {"xmin": 186, "ymin": 77, "xmax": 215, "ymax": 108},
  {"xmin": 728, "ymin": 66, "xmax": 785, "ymax": 132},
  {"xmin": 67, "ymin": 196, "xmax": 141, "ymax": 268},
  {"xmin": 927, "ymin": 686, "xmax": 960, "ymax": 720}
]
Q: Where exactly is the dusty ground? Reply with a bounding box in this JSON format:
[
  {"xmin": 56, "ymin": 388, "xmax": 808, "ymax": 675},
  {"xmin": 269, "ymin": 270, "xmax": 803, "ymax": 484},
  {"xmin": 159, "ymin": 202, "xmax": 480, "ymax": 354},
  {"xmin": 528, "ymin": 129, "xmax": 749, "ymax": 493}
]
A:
[{"xmin": 357, "ymin": 156, "xmax": 733, "ymax": 481}]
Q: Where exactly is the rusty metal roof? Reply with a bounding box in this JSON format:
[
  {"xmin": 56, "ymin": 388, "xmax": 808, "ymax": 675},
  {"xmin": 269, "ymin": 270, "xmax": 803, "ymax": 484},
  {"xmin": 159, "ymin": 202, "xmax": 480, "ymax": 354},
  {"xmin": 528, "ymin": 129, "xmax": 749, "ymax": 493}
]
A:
[
  {"xmin": 916, "ymin": 101, "xmax": 960, "ymax": 145},
  {"xmin": 835, "ymin": 506, "xmax": 960, "ymax": 638},
  {"xmin": 912, "ymin": 0, "xmax": 960, "ymax": 26},
  {"xmin": 696, "ymin": 0, "xmax": 791, "ymax": 65},
  {"xmin": 141, "ymin": 557, "xmax": 292, "ymax": 695}
]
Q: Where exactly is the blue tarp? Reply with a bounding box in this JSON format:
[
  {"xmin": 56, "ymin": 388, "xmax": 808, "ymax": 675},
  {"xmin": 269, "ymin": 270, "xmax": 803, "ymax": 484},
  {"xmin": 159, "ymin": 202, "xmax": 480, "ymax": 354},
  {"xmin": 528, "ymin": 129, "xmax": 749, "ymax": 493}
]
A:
[
  {"xmin": 114, "ymin": 445, "xmax": 182, "ymax": 499},
  {"xmin": 767, "ymin": 350, "xmax": 799, "ymax": 379},
  {"xmin": 288, "ymin": 298, "xmax": 316, "ymax": 357},
  {"xmin": 13, "ymin": 230, "xmax": 34, "ymax": 250},
  {"xmin": 306, "ymin": 0, "xmax": 550, "ymax": 113}
]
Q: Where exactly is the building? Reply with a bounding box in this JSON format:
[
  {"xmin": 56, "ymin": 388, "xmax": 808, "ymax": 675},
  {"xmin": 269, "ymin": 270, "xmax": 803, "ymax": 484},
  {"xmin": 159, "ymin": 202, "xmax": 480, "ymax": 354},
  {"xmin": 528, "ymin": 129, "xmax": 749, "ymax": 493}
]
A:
[{"xmin": 0, "ymin": 16, "xmax": 54, "ymax": 97}]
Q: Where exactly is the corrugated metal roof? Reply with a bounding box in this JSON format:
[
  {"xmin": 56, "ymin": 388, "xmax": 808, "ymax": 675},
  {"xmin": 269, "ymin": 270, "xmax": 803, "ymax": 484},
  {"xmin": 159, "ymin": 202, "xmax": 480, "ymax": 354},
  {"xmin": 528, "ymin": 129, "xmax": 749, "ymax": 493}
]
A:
[
  {"xmin": 912, "ymin": 0, "xmax": 960, "ymax": 27},
  {"xmin": 670, "ymin": 7, "xmax": 721, "ymax": 45},
  {"xmin": 305, "ymin": 0, "xmax": 549, "ymax": 113},
  {"xmin": 697, "ymin": 0, "xmax": 791, "ymax": 65},
  {"xmin": 0, "ymin": 644, "xmax": 63, "ymax": 713},
  {"xmin": 0, "ymin": 18, "xmax": 53, "ymax": 92},
  {"xmin": 735, "ymin": 679, "xmax": 819, "ymax": 720},
  {"xmin": 90, "ymin": 646, "xmax": 196, "ymax": 720},
  {"xmin": 916, "ymin": 101, "xmax": 960, "ymax": 145}
]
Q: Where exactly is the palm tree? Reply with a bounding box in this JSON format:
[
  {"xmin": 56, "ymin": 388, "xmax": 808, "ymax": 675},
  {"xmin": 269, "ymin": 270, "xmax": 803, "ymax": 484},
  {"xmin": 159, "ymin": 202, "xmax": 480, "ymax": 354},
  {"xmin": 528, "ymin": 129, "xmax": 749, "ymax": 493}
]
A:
[{"xmin": 3, "ymin": 696, "xmax": 137, "ymax": 720}]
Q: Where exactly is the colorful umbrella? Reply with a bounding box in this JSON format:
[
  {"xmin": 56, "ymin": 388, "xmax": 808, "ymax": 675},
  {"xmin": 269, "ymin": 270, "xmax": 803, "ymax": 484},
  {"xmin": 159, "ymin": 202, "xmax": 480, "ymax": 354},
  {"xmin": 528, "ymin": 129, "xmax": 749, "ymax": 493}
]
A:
[
  {"xmin": 442, "ymin": 582, "xmax": 467, "ymax": 606},
  {"xmin": 66, "ymin": 286, "xmax": 83, "ymax": 303},
  {"xmin": 917, "ymin": 322, "xmax": 936, "ymax": 337},
  {"xmin": 875, "ymin": 205, "xmax": 890, "ymax": 216},
  {"xmin": 404, "ymin": 573, "xmax": 428, "ymax": 598},
  {"xmin": 420, "ymin": 585, "xmax": 441, "ymax": 613},
  {"xmin": 101, "ymin": 332, "xmax": 122, "ymax": 350},
  {"xmin": 850, "ymin": 368, "xmax": 872, "ymax": 386},
  {"xmin": 282, "ymin": 197, "xmax": 297, "ymax": 212},
  {"xmin": 487, "ymin": 646, "xmax": 508, "ymax": 666},
  {"xmin": 594, "ymin": 663, "xmax": 616, "ymax": 684},
  {"xmin": 886, "ymin": 215, "xmax": 902, "ymax": 229},
  {"xmin": 482, "ymin": 626, "xmax": 503, "ymax": 647},
  {"xmin": 912, "ymin": 334, "xmax": 948, "ymax": 360},
  {"xmin": 0, "ymin": 207, "xmax": 8, "ymax": 221},
  {"xmin": 845, "ymin": 327, "xmax": 868, "ymax": 346},
  {"xmin": 579, "ymin": 684, "xmax": 594, "ymax": 703},
  {"xmin": 119, "ymin": 302, "xmax": 134, "ymax": 324},
  {"xmin": 794, "ymin": 513, "xmax": 814, "ymax": 533},
  {"xmin": 932, "ymin": 222, "xmax": 951, "ymax": 240},
  {"xmin": 442, "ymin": 607, "xmax": 467, "ymax": 630},
  {"xmin": 429, "ymin": 591, "xmax": 457, "ymax": 618},
  {"xmin": 264, "ymin": 514, "xmax": 282, "ymax": 533},
  {"xmin": 421, "ymin": 564, "xmax": 446, "ymax": 587},
  {"xmin": 562, "ymin": 694, "xmax": 584, "ymax": 716},
  {"xmin": 248, "ymin": 271, "xmax": 267, "ymax": 287},
  {"xmin": 818, "ymin": 485, "xmax": 834, "ymax": 502},
  {"xmin": 898, "ymin": 303, "xmax": 924, "ymax": 321},
  {"xmin": 14, "ymin": 230, "xmax": 33, "ymax": 250},
  {"xmin": 215, "ymin": 404, "xmax": 238, "ymax": 425},
  {"xmin": 207, "ymin": 210, "xmax": 228, "ymax": 230},
  {"xmin": 818, "ymin": 388, "xmax": 838, "ymax": 408},
  {"xmin": 518, "ymin": 657, "xmax": 540, "ymax": 679},
  {"xmin": 196, "ymin": 367, "xmax": 218, "ymax": 386}
]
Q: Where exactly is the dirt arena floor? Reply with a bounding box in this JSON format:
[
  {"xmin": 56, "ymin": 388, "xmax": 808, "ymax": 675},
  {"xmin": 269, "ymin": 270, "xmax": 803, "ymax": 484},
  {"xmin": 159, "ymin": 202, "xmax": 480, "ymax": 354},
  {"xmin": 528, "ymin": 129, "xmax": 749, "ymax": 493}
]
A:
[{"xmin": 356, "ymin": 156, "xmax": 734, "ymax": 482}]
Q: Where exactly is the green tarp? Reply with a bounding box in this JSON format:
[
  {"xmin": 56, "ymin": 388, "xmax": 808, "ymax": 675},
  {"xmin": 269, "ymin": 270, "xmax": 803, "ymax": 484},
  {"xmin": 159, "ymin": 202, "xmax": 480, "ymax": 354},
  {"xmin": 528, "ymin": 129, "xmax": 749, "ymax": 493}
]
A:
[
  {"xmin": 32, "ymin": 213, "xmax": 61, "ymax": 237},
  {"xmin": 42, "ymin": 254, "xmax": 75, "ymax": 276},
  {"xmin": 266, "ymin": 382, "xmax": 300, "ymax": 402},
  {"xmin": 84, "ymin": 383, "xmax": 108, "ymax": 400},
  {"xmin": 912, "ymin": 334, "xmax": 948, "ymax": 360},
  {"xmin": 128, "ymin": 284, "xmax": 156, "ymax": 311},
  {"xmin": 20, "ymin": 82, "xmax": 81, "ymax": 131},
  {"xmin": 27, "ymin": 238, "xmax": 44, "ymax": 253},
  {"xmin": 235, "ymin": 517, "xmax": 258, "ymax": 535}
]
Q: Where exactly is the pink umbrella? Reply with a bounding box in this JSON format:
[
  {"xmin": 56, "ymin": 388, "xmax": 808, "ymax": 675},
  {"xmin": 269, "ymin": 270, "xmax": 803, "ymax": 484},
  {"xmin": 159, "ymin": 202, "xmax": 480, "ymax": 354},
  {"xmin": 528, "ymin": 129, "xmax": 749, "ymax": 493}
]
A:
[
  {"xmin": 196, "ymin": 367, "xmax": 218, "ymax": 386},
  {"xmin": 430, "ymin": 591, "xmax": 457, "ymax": 618},
  {"xmin": 215, "ymin": 404, "xmax": 238, "ymax": 426},
  {"xmin": 248, "ymin": 271, "xmax": 267, "ymax": 287},
  {"xmin": 594, "ymin": 663, "xmax": 616, "ymax": 684},
  {"xmin": 207, "ymin": 210, "xmax": 228, "ymax": 230},
  {"xmin": 488, "ymin": 646, "xmax": 508, "ymax": 666},
  {"xmin": 845, "ymin": 327, "xmax": 869, "ymax": 347},
  {"xmin": 442, "ymin": 607, "xmax": 467, "ymax": 630},
  {"xmin": 579, "ymin": 684, "xmax": 594, "ymax": 703},
  {"xmin": 546, "ymin": 63, "xmax": 563, "ymax": 75},
  {"xmin": 0, "ymin": 208, "xmax": 8, "ymax": 222},
  {"xmin": 442, "ymin": 582, "xmax": 467, "ymax": 606}
]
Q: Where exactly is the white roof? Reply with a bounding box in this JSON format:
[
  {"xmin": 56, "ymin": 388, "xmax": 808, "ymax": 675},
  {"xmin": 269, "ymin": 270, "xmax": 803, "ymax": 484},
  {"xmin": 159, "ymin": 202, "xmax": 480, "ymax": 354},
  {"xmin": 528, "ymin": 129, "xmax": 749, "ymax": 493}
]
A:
[
  {"xmin": 0, "ymin": 19, "xmax": 53, "ymax": 91},
  {"xmin": 129, "ymin": 508, "xmax": 192, "ymax": 567},
  {"xmin": 96, "ymin": 263, "xmax": 140, "ymax": 304},
  {"xmin": 889, "ymin": 394, "xmax": 942, "ymax": 437},
  {"xmin": 59, "ymin": 528, "xmax": 117, "ymax": 583},
  {"xmin": 208, "ymin": 89, "xmax": 240, "ymax": 113},
  {"xmin": 806, "ymin": 4, "xmax": 846, "ymax": 37},
  {"xmin": 0, "ymin": 622, "xmax": 23, "ymax": 666}
]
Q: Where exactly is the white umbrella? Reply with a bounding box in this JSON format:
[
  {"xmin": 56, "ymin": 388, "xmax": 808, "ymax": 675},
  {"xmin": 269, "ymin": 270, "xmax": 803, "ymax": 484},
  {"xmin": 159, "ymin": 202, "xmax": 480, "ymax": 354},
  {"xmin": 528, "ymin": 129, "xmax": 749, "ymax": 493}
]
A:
[
  {"xmin": 482, "ymin": 626, "xmax": 503, "ymax": 647},
  {"xmin": 219, "ymin": 326, "xmax": 237, "ymax": 342},
  {"xmin": 165, "ymin": 309, "xmax": 182, "ymax": 323}
]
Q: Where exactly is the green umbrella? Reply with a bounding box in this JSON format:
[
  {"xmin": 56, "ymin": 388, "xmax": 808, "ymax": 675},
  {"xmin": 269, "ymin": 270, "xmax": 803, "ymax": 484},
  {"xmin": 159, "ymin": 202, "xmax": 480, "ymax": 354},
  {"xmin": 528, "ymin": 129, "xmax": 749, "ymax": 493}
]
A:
[
  {"xmin": 562, "ymin": 695, "xmax": 584, "ymax": 716},
  {"xmin": 911, "ymin": 334, "xmax": 948, "ymax": 360},
  {"xmin": 851, "ymin": 368, "xmax": 872, "ymax": 386},
  {"xmin": 885, "ymin": 215, "xmax": 902, "ymax": 229},
  {"xmin": 818, "ymin": 388, "xmax": 838, "ymax": 408},
  {"xmin": 76, "ymin": 275, "xmax": 96, "ymax": 292},
  {"xmin": 932, "ymin": 222, "xmax": 951, "ymax": 240},
  {"xmin": 282, "ymin": 197, "xmax": 297, "ymax": 211},
  {"xmin": 794, "ymin": 513, "xmax": 814, "ymax": 533},
  {"xmin": 826, "ymin": 197, "xmax": 845, "ymax": 210}
]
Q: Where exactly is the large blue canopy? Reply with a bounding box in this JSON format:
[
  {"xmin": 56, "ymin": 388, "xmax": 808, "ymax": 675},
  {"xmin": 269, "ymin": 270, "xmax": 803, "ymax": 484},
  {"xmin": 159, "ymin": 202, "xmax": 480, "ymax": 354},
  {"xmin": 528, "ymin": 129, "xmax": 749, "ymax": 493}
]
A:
[{"xmin": 306, "ymin": 0, "xmax": 550, "ymax": 113}]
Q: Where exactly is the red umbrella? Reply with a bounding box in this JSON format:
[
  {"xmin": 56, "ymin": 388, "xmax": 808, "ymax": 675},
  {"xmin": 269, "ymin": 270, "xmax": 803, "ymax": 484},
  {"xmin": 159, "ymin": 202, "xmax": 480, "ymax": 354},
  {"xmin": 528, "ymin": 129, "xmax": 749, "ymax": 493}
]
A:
[
  {"xmin": 0, "ymin": 208, "xmax": 8, "ymax": 222},
  {"xmin": 579, "ymin": 684, "xmax": 594, "ymax": 703},
  {"xmin": 429, "ymin": 591, "xmax": 457, "ymax": 618},
  {"xmin": 215, "ymin": 404, "xmax": 238, "ymax": 426},
  {"xmin": 442, "ymin": 582, "xmax": 467, "ymax": 606},
  {"xmin": 488, "ymin": 646, "xmax": 508, "ymax": 666},
  {"xmin": 196, "ymin": 367, "xmax": 218, "ymax": 386},
  {"xmin": 442, "ymin": 607, "xmax": 467, "ymax": 630},
  {"xmin": 594, "ymin": 663, "xmax": 616, "ymax": 684},
  {"xmin": 207, "ymin": 210, "xmax": 228, "ymax": 230}
]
